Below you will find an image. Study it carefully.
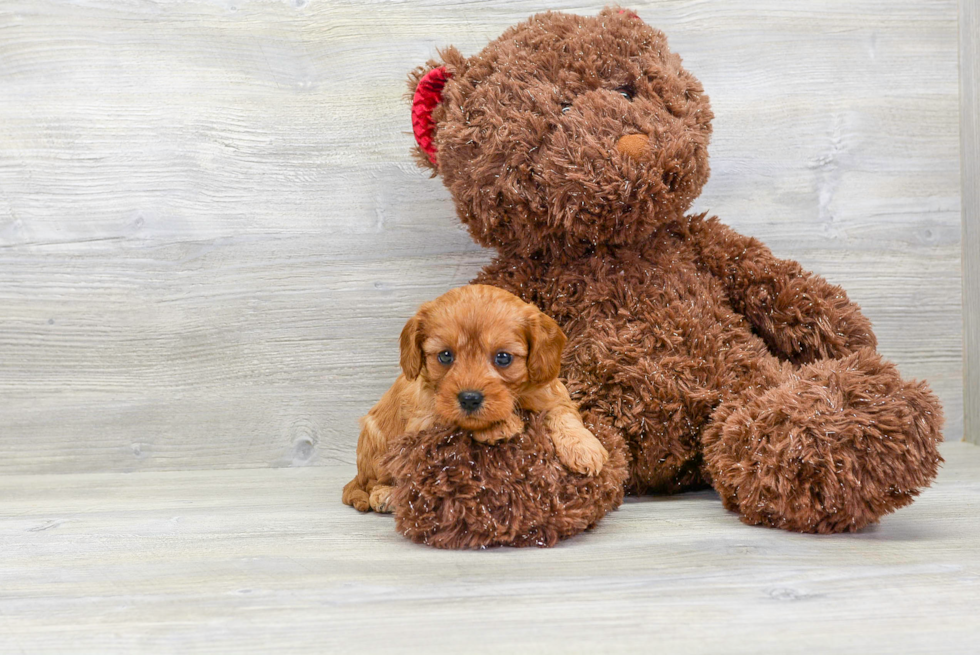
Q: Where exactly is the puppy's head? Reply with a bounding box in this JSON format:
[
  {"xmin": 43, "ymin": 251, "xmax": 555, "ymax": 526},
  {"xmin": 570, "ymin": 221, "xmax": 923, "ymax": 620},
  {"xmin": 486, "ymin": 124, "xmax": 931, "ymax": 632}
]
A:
[{"xmin": 400, "ymin": 285, "xmax": 565, "ymax": 436}]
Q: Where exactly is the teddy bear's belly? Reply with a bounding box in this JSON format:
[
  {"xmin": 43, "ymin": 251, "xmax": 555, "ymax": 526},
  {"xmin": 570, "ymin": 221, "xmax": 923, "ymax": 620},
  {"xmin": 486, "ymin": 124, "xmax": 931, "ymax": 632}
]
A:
[{"xmin": 554, "ymin": 260, "xmax": 776, "ymax": 493}]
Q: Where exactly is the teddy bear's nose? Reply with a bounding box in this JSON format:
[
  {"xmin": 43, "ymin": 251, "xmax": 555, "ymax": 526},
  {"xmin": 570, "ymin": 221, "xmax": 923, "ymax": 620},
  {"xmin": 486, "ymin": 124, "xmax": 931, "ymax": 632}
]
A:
[{"xmin": 617, "ymin": 133, "xmax": 650, "ymax": 160}]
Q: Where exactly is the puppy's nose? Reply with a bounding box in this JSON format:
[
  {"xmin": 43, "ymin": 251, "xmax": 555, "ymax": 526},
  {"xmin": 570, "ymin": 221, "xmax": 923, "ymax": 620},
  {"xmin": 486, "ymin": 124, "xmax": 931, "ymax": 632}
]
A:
[
  {"xmin": 457, "ymin": 390, "xmax": 484, "ymax": 413},
  {"xmin": 617, "ymin": 133, "xmax": 649, "ymax": 160}
]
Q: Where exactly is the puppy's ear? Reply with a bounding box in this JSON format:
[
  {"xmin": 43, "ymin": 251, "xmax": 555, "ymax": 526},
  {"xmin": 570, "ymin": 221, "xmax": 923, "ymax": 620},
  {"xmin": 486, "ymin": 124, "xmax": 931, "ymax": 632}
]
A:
[
  {"xmin": 399, "ymin": 312, "xmax": 424, "ymax": 380},
  {"xmin": 525, "ymin": 308, "xmax": 567, "ymax": 384},
  {"xmin": 407, "ymin": 46, "xmax": 467, "ymax": 172}
]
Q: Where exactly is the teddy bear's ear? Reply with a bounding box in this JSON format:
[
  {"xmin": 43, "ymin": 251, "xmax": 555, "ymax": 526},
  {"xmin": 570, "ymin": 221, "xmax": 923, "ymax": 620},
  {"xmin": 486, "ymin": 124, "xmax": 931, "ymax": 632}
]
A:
[
  {"xmin": 410, "ymin": 66, "xmax": 451, "ymax": 169},
  {"xmin": 407, "ymin": 47, "xmax": 467, "ymax": 172}
]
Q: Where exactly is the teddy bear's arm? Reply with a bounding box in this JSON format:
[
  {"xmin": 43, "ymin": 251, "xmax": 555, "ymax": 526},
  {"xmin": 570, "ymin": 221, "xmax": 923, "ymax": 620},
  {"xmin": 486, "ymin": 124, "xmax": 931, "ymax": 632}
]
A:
[{"xmin": 687, "ymin": 214, "xmax": 877, "ymax": 364}]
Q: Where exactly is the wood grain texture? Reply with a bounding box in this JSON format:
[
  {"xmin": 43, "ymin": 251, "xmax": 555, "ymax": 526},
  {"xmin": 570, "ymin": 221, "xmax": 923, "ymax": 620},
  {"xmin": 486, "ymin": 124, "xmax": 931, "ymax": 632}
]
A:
[
  {"xmin": 0, "ymin": 440, "xmax": 977, "ymax": 654},
  {"xmin": 0, "ymin": 0, "xmax": 964, "ymax": 473},
  {"xmin": 962, "ymin": 0, "xmax": 979, "ymax": 445}
]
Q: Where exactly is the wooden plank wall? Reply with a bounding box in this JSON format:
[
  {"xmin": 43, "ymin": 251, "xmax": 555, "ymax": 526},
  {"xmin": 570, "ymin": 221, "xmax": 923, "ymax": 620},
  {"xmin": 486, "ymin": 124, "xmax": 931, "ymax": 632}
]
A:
[
  {"xmin": 0, "ymin": 0, "xmax": 964, "ymax": 473},
  {"xmin": 962, "ymin": 0, "xmax": 979, "ymax": 445}
]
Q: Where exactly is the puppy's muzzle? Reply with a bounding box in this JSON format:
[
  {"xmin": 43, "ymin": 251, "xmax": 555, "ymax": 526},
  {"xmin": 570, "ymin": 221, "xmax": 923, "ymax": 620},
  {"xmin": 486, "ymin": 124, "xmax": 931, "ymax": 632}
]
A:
[{"xmin": 457, "ymin": 390, "xmax": 484, "ymax": 413}]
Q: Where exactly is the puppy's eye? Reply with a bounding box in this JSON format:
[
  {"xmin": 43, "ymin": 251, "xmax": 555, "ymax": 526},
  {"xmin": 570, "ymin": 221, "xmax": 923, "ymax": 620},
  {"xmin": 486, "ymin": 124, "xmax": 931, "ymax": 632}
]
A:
[
  {"xmin": 437, "ymin": 350, "xmax": 454, "ymax": 365},
  {"xmin": 494, "ymin": 351, "xmax": 513, "ymax": 367},
  {"xmin": 615, "ymin": 85, "xmax": 634, "ymax": 101},
  {"xmin": 560, "ymin": 102, "xmax": 572, "ymax": 114}
]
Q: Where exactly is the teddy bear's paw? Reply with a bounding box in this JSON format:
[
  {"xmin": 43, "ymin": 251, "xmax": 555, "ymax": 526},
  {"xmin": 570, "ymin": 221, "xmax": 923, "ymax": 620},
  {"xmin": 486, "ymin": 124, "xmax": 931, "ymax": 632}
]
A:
[
  {"xmin": 368, "ymin": 485, "xmax": 395, "ymax": 514},
  {"xmin": 342, "ymin": 478, "xmax": 371, "ymax": 513},
  {"xmin": 382, "ymin": 411, "xmax": 629, "ymax": 549},
  {"xmin": 703, "ymin": 348, "xmax": 944, "ymax": 534}
]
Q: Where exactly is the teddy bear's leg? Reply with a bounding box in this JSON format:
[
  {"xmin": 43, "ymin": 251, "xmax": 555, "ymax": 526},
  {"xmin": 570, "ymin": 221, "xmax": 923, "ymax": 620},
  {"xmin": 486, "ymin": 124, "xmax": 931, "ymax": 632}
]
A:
[
  {"xmin": 564, "ymin": 347, "xmax": 719, "ymax": 494},
  {"xmin": 573, "ymin": 399, "xmax": 710, "ymax": 494},
  {"xmin": 702, "ymin": 347, "xmax": 944, "ymax": 533}
]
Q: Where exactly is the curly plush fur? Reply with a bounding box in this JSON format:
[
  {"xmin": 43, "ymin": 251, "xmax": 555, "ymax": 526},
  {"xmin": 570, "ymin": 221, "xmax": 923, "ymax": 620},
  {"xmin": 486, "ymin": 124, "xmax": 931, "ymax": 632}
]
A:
[
  {"xmin": 383, "ymin": 411, "xmax": 627, "ymax": 548},
  {"xmin": 409, "ymin": 6, "xmax": 944, "ymax": 533}
]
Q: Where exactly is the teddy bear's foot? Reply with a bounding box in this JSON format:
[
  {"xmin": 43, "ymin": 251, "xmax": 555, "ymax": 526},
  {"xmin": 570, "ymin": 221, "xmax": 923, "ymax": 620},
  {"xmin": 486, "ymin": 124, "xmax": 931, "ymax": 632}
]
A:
[
  {"xmin": 381, "ymin": 411, "xmax": 629, "ymax": 549},
  {"xmin": 703, "ymin": 348, "xmax": 944, "ymax": 533}
]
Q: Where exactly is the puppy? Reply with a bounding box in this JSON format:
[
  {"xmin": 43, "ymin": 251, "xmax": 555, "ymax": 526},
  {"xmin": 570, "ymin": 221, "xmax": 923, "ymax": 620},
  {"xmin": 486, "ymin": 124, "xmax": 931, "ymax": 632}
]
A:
[{"xmin": 343, "ymin": 284, "xmax": 609, "ymax": 513}]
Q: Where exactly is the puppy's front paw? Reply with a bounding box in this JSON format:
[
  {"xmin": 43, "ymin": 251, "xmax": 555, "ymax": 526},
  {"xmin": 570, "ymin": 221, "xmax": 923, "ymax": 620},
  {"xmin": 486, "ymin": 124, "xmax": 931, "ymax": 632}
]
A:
[
  {"xmin": 471, "ymin": 413, "xmax": 524, "ymax": 444},
  {"xmin": 369, "ymin": 485, "xmax": 395, "ymax": 513},
  {"xmin": 554, "ymin": 424, "xmax": 609, "ymax": 477}
]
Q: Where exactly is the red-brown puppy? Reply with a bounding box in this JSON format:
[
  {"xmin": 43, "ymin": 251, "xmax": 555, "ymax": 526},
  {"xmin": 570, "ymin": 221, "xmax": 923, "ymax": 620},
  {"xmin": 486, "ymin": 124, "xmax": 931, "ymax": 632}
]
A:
[{"xmin": 343, "ymin": 284, "xmax": 609, "ymax": 513}]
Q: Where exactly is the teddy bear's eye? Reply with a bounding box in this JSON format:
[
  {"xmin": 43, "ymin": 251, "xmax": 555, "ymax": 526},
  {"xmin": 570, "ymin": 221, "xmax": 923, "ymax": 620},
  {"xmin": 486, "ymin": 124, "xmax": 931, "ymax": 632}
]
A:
[
  {"xmin": 494, "ymin": 351, "xmax": 513, "ymax": 367},
  {"xmin": 615, "ymin": 85, "xmax": 635, "ymax": 101},
  {"xmin": 560, "ymin": 101, "xmax": 573, "ymax": 114},
  {"xmin": 437, "ymin": 350, "xmax": 454, "ymax": 365}
]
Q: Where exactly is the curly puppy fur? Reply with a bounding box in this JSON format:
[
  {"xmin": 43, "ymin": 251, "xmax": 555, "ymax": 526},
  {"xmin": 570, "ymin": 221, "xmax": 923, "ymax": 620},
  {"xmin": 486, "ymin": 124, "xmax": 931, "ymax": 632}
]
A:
[
  {"xmin": 384, "ymin": 410, "xmax": 627, "ymax": 549},
  {"xmin": 410, "ymin": 6, "xmax": 944, "ymax": 533},
  {"xmin": 343, "ymin": 284, "xmax": 613, "ymax": 521}
]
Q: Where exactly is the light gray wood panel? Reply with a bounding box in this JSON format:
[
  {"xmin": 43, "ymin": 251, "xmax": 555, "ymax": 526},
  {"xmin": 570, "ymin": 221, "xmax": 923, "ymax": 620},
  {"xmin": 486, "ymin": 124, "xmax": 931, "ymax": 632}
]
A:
[
  {"xmin": 0, "ymin": 441, "xmax": 977, "ymax": 654},
  {"xmin": 962, "ymin": 0, "xmax": 979, "ymax": 445},
  {"xmin": 0, "ymin": 0, "xmax": 963, "ymax": 472}
]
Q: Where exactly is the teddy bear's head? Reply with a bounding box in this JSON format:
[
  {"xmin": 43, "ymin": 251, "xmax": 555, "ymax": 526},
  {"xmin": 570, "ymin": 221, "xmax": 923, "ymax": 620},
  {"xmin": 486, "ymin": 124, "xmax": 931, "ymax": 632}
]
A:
[{"xmin": 410, "ymin": 7, "xmax": 713, "ymax": 256}]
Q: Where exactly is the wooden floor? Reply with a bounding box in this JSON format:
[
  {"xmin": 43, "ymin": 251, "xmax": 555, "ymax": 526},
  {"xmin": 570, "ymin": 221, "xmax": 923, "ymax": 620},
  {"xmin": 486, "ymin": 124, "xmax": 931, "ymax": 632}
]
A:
[{"xmin": 2, "ymin": 442, "xmax": 978, "ymax": 654}]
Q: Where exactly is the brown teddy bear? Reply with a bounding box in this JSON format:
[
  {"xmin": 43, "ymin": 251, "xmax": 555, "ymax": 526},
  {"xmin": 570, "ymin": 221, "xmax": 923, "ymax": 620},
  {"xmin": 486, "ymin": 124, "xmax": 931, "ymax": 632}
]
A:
[{"xmin": 407, "ymin": 6, "xmax": 945, "ymax": 533}]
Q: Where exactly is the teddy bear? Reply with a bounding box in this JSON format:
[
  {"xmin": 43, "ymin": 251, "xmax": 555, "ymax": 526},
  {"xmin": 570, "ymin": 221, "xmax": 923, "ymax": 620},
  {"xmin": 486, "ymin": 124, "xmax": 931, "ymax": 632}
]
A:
[{"xmin": 406, "ymin": 6, "xmax": 945, "ymax": 533}]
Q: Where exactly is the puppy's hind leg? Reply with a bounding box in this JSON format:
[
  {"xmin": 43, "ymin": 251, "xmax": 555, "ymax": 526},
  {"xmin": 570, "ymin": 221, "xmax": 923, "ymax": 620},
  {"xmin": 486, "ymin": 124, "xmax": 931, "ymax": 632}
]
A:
[
  {"xmin": 343, "ymin": 382, "xmax": 406, "ymax": 513},
  {"xmin": 343, "ymin": 477, "xmax": 371, "ymax": 512}
]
